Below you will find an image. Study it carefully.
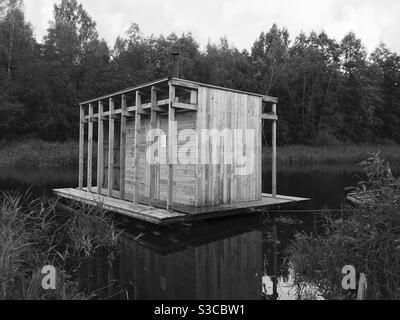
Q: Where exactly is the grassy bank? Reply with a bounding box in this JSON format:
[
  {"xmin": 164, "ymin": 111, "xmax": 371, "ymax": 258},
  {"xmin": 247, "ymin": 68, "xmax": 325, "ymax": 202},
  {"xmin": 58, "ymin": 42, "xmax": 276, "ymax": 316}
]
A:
[
  {"xmin": 0, "ymin": 139, "xmax": 79, "ymax": 168},
  {"xmin": 264, "ymin": 144, "xmax": 400, "ymax": 165}
]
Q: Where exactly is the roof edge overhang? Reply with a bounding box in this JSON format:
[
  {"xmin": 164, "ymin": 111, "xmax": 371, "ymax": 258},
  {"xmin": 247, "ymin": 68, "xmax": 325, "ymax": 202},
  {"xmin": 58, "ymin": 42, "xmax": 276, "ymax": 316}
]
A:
[{"xmin": 79, "ymin": 77, "xmax": 278, "ymax": 106}]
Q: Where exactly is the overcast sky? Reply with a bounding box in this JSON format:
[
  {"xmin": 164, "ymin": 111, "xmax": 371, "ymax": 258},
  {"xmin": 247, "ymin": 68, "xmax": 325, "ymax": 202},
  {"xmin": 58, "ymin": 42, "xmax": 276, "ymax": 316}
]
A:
[{"xmin": 24, "ymin": 0, "xmax": 400, "ymax": 53}]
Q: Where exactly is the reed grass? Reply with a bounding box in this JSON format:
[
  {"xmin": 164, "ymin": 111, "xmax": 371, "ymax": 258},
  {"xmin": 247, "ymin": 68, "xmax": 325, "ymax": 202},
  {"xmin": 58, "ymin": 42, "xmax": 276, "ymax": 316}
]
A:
[
  {"xmin": 287, "ymin": 155, "xmax": 400, "ymax": 300},
  {"xmin": 0, "ymin": 191, "xmax": 122, "ymax": 300},
  {"xmin": 263, "ymin": 144, "xmax": 400, "ymax": 165}
]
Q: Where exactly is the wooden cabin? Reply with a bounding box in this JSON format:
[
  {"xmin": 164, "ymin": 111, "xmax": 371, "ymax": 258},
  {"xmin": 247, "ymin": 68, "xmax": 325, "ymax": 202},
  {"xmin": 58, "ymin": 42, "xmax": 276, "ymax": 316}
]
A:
[{"xmin": 55, "ymin": 78, "xmax": 308, "ymax": 224}]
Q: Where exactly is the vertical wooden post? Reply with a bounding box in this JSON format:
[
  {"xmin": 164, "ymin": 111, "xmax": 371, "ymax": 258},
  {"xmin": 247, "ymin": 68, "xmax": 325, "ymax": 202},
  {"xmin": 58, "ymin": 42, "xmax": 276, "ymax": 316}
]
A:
[
  {"xmin": 133, "ymin": 92, "xmax": 142, "ymax": 204},
  {"xmin": 120, "ymin": 95, "xmax": 127, "ymax": 200},
  {"xmin": 87, "ymin": 103, "xmax": 94, "ymax": 193},
  {"xmin": 149, "ymin": 86, "xmax": 157, "ymax": 206},
  {"xmin": 167, "ymin": 82, "xmax": 176, "ymax": 211},
  {"xmin": 97, "ymin": 101, "xmax": 104, "ymax": 195},
  {"xmin": 357, "ymin": 273, "xmax": 367, "ymax": 300},
  {"xmin": 79, "ymin": 104, "xmax": 85, "ymax": 190},
  {"xmin": 108, "ymin": 98, "xmax": 115, "ymax": 198},
  {"xmin": 272, "ymin": 103, "xmax": 277, "ymax": 199}
]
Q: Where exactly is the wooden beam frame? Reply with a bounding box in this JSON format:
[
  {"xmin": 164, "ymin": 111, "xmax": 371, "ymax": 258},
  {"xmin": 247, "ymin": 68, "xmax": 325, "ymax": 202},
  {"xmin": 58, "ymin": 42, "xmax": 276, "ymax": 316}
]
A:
[
  {"xmin": 167, "ymin": 83, "xmax": 176, "ymax": 211},
  {"xmin": 87, "ymin": 103, "xmax": 94, "ymax": 192},
  {"xmin": 108, "ymin": 98, "xmax": 115, "ymax": 197},
  {"xmin": 133, "ymin": 91, "xmax": 142, "ymax": 204},
  {"xmin": 149, "ymin": 86, "xmax": 158, "ymax": 206},
  {"xmin": 79, "ymin": 105, "xmax": 85, "ymax": 190},
  {"xmin": 172, "ymin": 101, "xmax": 198, "ymax": 111},
  {"xmin": 80, "ymin": 78, "xmax": 169, "ymax": 105},
  {"xmin": 171, "ymin": 78, "xmax": 199, "ymax": 90},
  {"xmin": 272, "ymin": 103, "xmax": 277, "ymax": 199},
  {"xmin": 97, "ymin": 101, "xmax": 104, "ymax": 195},
  {"xmin": 120, "ymin": 95, "xmax": 127, "ymax": 200},
  {"xmin": 262, "ymin": 114, "xmax": 278, "ymax": 121}
]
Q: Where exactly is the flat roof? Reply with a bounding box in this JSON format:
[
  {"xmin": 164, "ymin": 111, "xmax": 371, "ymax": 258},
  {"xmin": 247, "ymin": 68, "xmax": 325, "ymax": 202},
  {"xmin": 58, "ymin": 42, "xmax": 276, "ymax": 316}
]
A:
[{"xmin": 79, "ymin": 77, "xmax": 278, "ymax": 105}]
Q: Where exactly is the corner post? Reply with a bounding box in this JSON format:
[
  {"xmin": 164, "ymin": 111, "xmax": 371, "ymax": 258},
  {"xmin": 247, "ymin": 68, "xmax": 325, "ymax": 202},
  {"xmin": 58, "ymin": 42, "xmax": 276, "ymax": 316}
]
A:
[
  {"xmin": 272, "ymin": 103, "xmax": 277, "ymax": 199},
  {"xmin": 79, "ymin": 104, "xmax": 85, "ymax": 190},
  {"xmin": 120, "ymin": 95, "xmax": 127, "ymax": 200},
  {"xmin": 133, "ymin": 91, "xmax": 142, "ymax": 204},
  {"xmin": 167, "ymin": 82, "xmax": 176, "ymax": 211},
  {"xmin": 108, "ymin": 98, "xmax": 115, "ymax": 198},
  {"xmin": 149, "ymin": 86, "xmax": 158, "ymax": 206},
  {"xmin": 87, "ymin": 103, "xmax": 94, "ymax": 193},
  {"xmin": 97, "ymin": 101, "xmax": 104, "ymax": 194}
]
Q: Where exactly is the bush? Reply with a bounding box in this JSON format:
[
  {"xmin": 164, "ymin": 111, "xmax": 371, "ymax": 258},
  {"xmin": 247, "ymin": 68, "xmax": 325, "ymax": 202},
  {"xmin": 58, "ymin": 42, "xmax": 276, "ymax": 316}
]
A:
[{"xmin": 287, "ymin": 155, "xmax": 400, "ymax": 300}]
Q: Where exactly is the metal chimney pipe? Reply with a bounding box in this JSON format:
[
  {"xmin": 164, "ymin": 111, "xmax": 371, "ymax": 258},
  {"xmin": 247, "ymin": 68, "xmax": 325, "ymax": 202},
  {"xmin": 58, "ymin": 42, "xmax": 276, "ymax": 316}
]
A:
[{"xmin": 171, "ymin": 52, "xmax": 180, "ymax": 78}]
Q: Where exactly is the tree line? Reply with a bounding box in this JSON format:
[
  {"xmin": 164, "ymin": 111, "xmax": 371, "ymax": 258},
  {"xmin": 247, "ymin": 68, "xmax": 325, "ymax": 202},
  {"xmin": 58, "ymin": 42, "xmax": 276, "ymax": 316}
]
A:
[{"xmin": 1, "ymin": 0, "xmax": 399, "ymax": 145}]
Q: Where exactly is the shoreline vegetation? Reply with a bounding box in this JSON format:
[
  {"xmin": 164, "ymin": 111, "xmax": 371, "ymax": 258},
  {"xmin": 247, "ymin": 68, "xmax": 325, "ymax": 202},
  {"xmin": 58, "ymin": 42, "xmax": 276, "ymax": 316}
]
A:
[
  {"xmin": 1, "ymin": 154, "xmax": 398, "ymax": 300},
  {"xmin": 287, "ymin": 154, "xmax": 400, "ymax": 300},
  {"xmin": 264, "ymin": 143, "xmax": 400, "ymax": 165},
  {"xmin": 0, "ymin": 191, "xmax": 123, "ymax": 300},
  {"xmin": 1, "ymin": 139, "xmax": 400, "ymax": 168},
  {"xmin": 0, "ymin": 140, "xmax": 79, "ymax": 168}
]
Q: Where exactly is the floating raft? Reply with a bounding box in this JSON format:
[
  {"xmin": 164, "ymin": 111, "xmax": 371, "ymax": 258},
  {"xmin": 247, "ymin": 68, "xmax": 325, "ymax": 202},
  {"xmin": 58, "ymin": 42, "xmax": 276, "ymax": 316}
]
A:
[
  {"xmin": 54, "ymin": 188, "xmax": 309, "ymax": 225},
  {"xmin": 346, "ymin": 188, "xmax": 400, "ymax": 207},
  {"xmin": 56, "ymin": 77, "xmax": 310, "ymax": 225}
]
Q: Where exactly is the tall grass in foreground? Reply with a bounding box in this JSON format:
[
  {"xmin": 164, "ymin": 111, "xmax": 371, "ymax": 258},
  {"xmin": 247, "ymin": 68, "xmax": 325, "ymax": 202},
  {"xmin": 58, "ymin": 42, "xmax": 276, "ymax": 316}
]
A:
[
  {"xmin": 0, "ymin": 191, "xmax": 122, "ymax": 300},
  {"xmin": 0, "ymin": 139, "xmax": 79, "ymax": 168},
  {"xmin": 287, "ymin": 154, "xmax": 400, "ymax": 300},
  {"xmin": 264, "ymin": 144, "xmax": 400, "ymax": 165}
]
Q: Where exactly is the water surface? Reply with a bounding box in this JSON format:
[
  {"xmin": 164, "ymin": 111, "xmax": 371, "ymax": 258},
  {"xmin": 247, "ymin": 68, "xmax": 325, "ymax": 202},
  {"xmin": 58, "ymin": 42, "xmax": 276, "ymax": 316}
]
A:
[{"xmin": 0, "ymin": 164, "xmax": 371, "ymax": 300}]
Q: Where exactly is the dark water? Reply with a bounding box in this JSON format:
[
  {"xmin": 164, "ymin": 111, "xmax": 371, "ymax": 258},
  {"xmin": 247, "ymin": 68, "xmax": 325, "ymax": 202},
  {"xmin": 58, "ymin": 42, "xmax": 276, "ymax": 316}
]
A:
[{"xmin": 0, "ymin": 164, "xmax": 371, "ymax": 300}]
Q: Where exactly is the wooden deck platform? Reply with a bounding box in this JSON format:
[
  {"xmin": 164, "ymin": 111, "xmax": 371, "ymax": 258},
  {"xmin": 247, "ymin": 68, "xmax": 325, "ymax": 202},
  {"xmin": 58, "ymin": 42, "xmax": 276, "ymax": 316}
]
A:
[{"xmin": 54, "ymin": 188, "xmax": 309, "ymax": 225}]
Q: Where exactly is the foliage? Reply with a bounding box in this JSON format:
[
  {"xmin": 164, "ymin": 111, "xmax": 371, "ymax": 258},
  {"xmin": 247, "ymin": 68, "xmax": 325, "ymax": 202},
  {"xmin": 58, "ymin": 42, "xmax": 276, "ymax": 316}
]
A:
[
  {"xmin": 287, "ymin": 156, "xmax": 400, "ymax": 300},
  {"xmin": 1, "ymin": 1, "xmax": 400, "ymax": 146},
  {"xmin": 356, "ymin": 152, "xmax": 399, "ymax": 192},
  {"xmin": 0, "ymin": 190, "xmax": 123, "ymax": 300}
]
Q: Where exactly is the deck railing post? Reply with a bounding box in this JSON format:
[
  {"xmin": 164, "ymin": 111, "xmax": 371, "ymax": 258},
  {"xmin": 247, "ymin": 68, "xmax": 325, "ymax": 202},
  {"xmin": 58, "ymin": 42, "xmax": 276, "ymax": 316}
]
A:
[
  {"xmin": 167, "ymin": 82, "xmax": 176, "ymax": 211},
  {"xmin": 97, "ymin": 101, "xmax": 104, "ymax": 195},
  {"xmin": 149, "ymin": 86, "xmax": 158, "ymax": 206},
  {"xmin": 79, "ymin": 104, "xmax": 85, "ymax": 190},
  {"xmin": 272, "ymin": 103, "xmax": 277, "ymax": 199},
  {"xmin": 133, "ymin": 91, "xmax": 142, "ymax": 204},
  {"xmin": 120, "ymin": 95, "xmax": 127, "ymax": 200},
  {"xmin": 87, "ymin": 103, "xmax": 94, "ymax": 193},
  {"xmin": 108, "ymin": 98, "xmax": 115, "ymax": 197}
]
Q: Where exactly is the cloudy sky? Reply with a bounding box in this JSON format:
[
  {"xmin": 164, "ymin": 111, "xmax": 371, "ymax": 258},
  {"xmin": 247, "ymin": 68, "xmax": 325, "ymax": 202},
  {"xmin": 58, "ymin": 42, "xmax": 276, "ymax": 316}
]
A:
[{"xmin": 24, "ymin": 0, "xmax": 400, "ymax": 53}]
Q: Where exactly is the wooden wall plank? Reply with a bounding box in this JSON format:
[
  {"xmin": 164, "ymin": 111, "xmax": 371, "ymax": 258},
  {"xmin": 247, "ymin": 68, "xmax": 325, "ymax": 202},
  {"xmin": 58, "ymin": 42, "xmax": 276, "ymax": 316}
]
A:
[{"xmin": 195, "ymin": 87, "xmax": 262, "ymax": 207}]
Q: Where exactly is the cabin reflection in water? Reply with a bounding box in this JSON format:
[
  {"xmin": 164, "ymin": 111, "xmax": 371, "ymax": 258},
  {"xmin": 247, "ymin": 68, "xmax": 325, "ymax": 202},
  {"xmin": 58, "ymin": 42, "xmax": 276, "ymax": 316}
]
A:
[{"xmin": 81, "ymin": 216, "xmax": 265, "ymax": 300}]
